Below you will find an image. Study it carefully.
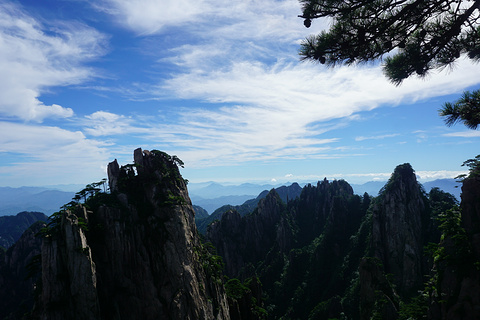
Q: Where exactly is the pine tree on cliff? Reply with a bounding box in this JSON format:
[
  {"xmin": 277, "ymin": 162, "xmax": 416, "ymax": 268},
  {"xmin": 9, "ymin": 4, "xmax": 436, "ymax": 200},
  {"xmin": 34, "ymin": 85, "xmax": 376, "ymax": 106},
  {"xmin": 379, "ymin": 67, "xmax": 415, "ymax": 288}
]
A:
[{"xmin": 298, "ymin": 0, "xmax": 480, "ymax": 125}]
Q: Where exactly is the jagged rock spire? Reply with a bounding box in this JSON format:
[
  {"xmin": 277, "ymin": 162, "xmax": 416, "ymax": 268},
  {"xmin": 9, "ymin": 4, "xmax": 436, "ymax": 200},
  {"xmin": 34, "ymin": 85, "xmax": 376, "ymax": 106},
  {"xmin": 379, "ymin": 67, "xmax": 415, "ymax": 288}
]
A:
[{"xmin": 371, "ymin": 163, "xmax": 429, "ymax": 296}]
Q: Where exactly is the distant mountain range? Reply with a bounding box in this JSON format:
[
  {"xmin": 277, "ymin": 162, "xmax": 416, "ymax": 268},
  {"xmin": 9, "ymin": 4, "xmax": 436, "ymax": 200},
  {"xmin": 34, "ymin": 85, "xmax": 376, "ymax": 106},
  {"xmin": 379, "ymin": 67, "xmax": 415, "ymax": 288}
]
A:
[
  {"xmin": 0, "ymin": 187, "xmax": 74, "ymax": 217},
  {"xmin": 189, "ymin": 178, "xmax": 461, "ymax": 214},
  {"xmin": 351, "ymin": 178, "xmax": 461, "ymax": 199},
  {"xmin": 188, "ymin": 182, "xmax": 278, "ymax": 198},
  {"xmin": 0, "ymin": 152, "xmax": 475, "ymax": 319},
  {"xmin": 0, "ymin": 179, "xmax": 460, "ymax": 217}
]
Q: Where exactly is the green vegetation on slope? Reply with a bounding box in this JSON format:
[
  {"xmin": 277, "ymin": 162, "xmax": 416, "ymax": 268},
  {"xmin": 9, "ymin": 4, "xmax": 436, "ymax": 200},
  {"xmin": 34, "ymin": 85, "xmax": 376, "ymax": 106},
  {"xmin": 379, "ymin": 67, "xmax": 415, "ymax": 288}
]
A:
[{"xmin": 207, "ymin": 164, "xmax": 467, "ymax": 319}]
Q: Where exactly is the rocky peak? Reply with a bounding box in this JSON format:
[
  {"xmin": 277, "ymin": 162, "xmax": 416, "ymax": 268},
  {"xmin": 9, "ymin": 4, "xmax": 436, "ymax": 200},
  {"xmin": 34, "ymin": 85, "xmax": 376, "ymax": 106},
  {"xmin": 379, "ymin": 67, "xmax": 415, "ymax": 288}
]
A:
[
  {"xmin": 207, "ymin": 189, "xmax": 288, "ymax": 277},
  {"xmin": 294, "ymin": 178, "xmax": 355, "ymax": 246},
  {"xmin": 371, "ymin": 163, "xmax": 429, "ymax": 296},
  {"xmin": 33, "ymin": 148, "xmax": 231, "ymax": 320}
]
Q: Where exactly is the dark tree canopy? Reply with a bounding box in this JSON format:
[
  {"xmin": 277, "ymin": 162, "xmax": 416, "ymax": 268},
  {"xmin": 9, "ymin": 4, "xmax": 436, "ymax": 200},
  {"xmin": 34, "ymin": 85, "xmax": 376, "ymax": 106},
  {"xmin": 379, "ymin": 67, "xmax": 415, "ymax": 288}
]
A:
[
  {"xmin": 439, "ymin": 89, "xmax": 480, "ymax": 129},
  {"xmin": 299, "ymin": 0, "xmax": 480, "ymax": 85}
]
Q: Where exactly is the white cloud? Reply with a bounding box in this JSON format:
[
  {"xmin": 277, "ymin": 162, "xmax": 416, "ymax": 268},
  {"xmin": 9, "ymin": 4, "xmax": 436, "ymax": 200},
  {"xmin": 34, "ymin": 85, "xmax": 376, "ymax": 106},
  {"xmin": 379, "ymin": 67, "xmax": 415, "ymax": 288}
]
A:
[
  {"xmin": 415, "ymin": 170, "xmax": 466, "ymax": 181},
  {"xmin": 83, "ymin": 111, "xmax": 145, "ymax": 137},
  {"xmin": 355, "ymin": 134, "xmax": 400, "ymax": 141},
  {"xmin": 94, "ymin": 0, "xmax": 212, "ymax": 34},
  {"xmin": 152, "ymin": 58, "xmax": 480, "ymax": 166},
  {"xmin": 443, "ymin": 131, "xmax": 480, "ymax": 138},
  {"xmin": 95, "ymin": 0, "xmax": 310, "ymax": 39},
  {"xmin": 2, "ymin": 0, "xmax": 477, "ymax": 188},
  {"xmin": 327, "ymin": 170, "xmax": 466, "ymax": 183},
  {"xmin": 0, "ymin": 2, "xmax": 107, "ymax": 122},
  {"xmin": 81, "ymin": 0, "xmax": 480, "ymax": 174},
  {"xmin": 0, "ymin": 122, "xmax": 111, "ymax": 186}
]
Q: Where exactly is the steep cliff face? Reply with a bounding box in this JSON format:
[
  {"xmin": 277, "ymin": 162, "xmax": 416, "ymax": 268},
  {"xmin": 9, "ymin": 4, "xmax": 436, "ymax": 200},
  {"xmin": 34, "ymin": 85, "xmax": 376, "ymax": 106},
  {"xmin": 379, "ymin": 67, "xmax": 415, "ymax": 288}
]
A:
[
  {"xmin": 33, "ymin": 148, "xmax": 230, "ymax": 320},
  {"xmin": 370, "ymin": 163, "xmax": 430, "ymax": 297},
  {"xmin": 0, "ymin": 211, "xmax": 47, "ymax": 249},
  {"xmin": 37, "ymin": 206, "xmax": 100, "ymax": 319},
  {"xmin": 294, "ymin": 178, "xmax": 358, "ymax": 246},
  {"xmin": 207, "ymin": 189, "xmax": 291, "ymax": 277},
  {"xmin": 359, "ymin": 257, "xmax": 399, "ymax": 320},
  {"xmin": 208, "ymin": 164, "xmax": 462, "ymax": 319},
  {"xmin": 0, "ymin": 221, "xmax": 44, "ymax": 319},
  {"xmin": 207, "ymin": 178, "xmax": 369, "ymax": 319},
  {"xmin": 427, "ymin": 174, "xmax": 480, "ymax": 319},
  {"xmin": 461, "ymin": 175, "xmax": 480, "ymax": 239}
]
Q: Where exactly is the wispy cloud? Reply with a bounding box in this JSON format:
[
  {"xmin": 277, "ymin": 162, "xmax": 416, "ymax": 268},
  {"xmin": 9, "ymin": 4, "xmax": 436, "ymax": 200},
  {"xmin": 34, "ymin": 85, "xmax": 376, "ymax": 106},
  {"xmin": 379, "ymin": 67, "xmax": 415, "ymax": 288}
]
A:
[
  {"xmin": 93, "ymin": 0, "xmax": 213, "ymax": 35},
  {"xmin": 0, "ymin": 121, "xmax": 110, "ymax": 186},
  {"xmin": 415, "ymin": 170, "xmax": 466, "ymax": 181},
  {"xmin": 0, "ymin": 2, "xmax": 108, "ymax": 122},
  {"xmin": 259, "ymin": 168, "xmax": 467, "ymax": 185},
  {"xmin": 95, "ymin": 0, "xmax": 309, "ymax": 39},
  {"xmin": 156, "ymin": 59, "xmax": 480, "ymax": 164},
  {"xmin": 83, "ymin": 111, "xmax": 145, "ymax": 137},
  {"xmin": 86, "ymin": 0, "xmax": 480, "ymax": 171},
  {"xmin": 443, "ymin": 131, "xmax": 480, "ymax": 138},
  {"xmin": 355, "ymin": 133, "xmax": 400, "ymax": 141}
]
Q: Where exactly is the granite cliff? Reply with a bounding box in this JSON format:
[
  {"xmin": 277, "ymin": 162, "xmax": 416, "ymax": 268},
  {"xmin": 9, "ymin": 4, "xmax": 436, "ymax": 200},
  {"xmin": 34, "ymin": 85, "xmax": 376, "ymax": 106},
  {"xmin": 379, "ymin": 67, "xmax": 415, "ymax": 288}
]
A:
[
  {"xmin": 2, "ymin": 156, "xmax": 479, "ymax": 319},
  {"xmin": 207, "ymin": 189, "xmax": 293, "ymax": 277},
  {"xmin": 207, "ymin": 178, "xmax": 369, "ymax": 319},
  {"xmin": 206, "ymin": 163, "xmax": 471, "ymax": 319},
  {"xmin": 32, "ymin": 148, "xmax": 231, "ymax": 320},
  {"xmin": 426, "ymin": 168, "xmax": 480, "ymax": 319},
  {"xmin": 370, "ymin": 163, "xmax": 431, "ymax": 297},
  {"xmin": 0, "ymin": 212, "xmax": 47, "ymax": 249},
  {"xmin": 0, "ymin": 221, "xmax": 44, "ymax": 319}
]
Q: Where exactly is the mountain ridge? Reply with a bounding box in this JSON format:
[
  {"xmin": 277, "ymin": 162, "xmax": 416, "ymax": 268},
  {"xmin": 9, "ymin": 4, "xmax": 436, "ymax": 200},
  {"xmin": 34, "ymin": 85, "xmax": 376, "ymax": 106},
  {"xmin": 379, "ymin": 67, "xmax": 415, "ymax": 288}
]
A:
[
  {"xmin": 0, "ymin": 187, "xmax": 74, "ymax": 216},
  {"xmin": 0, "ymin": 153, "xmax": 475, "ymax": 319},
  {"xmin": 0, "ymin": 179, "xmax": 459, "ymax": 218},
  {"xmin": 204, "ymin": 163, "xmax": 475, "ymax": 319},
  {"xmin": 0, "ymin": 211, "xmax": 48, "ymax": 248}
]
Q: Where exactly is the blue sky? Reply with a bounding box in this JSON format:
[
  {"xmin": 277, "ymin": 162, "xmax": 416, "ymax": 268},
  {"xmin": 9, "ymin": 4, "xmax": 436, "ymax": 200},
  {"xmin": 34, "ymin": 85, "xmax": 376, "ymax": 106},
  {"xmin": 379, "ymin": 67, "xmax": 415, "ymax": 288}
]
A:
[{"xmin": 1, "ymin": 0, "xmax": 480, "ymax": 188}]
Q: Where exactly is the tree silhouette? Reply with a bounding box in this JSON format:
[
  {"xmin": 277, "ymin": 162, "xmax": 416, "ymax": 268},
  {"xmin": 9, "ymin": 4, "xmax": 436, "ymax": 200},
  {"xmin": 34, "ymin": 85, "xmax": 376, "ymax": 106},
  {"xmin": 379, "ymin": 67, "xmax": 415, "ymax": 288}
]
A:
[
  {"xmin": 439, "ymin": 89, "xmax": 480, "ymax": 129},
  {"xmin": 299, "ymin": 0, "xmax": 480, "ymax": 84},
  {"xmin": 299, "ymin": 0, "xmax": 480, "ymax": 128}
]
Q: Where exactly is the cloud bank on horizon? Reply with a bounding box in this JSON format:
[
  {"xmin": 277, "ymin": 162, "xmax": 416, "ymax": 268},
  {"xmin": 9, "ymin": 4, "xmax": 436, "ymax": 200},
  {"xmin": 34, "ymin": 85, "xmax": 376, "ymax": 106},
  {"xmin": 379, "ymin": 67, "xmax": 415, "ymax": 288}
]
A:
[{"xmin": 0, "ymin": 0, "xmax": 478, "ymax": 187}]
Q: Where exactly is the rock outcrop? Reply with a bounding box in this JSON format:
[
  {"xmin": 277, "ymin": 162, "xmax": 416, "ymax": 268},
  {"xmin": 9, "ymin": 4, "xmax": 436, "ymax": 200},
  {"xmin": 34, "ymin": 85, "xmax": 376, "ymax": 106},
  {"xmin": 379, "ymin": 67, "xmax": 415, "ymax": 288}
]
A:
[
  {"xmin": 359, "ymin": 257, "xmax": 399, "ymax": 320},
  {"xmin": 0, "ymin": 221, "xmax": 44, "ymax": 319},
  {"xmin": 37, "ymin": 206, "xmax": 100, "ymax": 319},
  {"xmin": 370, "ymin": 163, "xmax": 430, "ymax": 297},
  {"xmin": 0, "ymin": 211, "xmax": 47, "ymax": 249},
  {"xmin": 293, "ymin": 178, "xmax": 359, "ymax": 246},
  {"xmin": 33, "ymin": 148, "xmax": 231, "ymax": 320},
  {"xmin": 428, "ymin": 174, "xmax": 480, "ymax": 319},
  {"xmin": 207, "ymin": 178, "xmax": 369, "ymax": 319},
  {"xmin": 196, "ymin": 182, "xmax": 302, "ymax": 235},
  {"xmin": 207, "ymin": 189, "xmax": 291, "ymax": 277}
]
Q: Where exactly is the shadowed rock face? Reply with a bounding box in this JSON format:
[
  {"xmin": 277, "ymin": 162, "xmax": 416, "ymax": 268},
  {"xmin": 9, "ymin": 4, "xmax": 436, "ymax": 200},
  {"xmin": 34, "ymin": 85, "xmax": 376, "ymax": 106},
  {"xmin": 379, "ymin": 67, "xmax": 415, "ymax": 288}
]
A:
[
  {"xmin": 0, "ymin": 221, "xmax": 44, "ymax": 319},
  {"xmin": 33, "ymin": 148, "xmax": 231, "ymax": 320},
  {"xmin": 206, "ymin": 177, "xmax": 368, "ymax": 319},
  {"xmin": 371, "ymin": 163, "xmax": 430, "ymax": 297},
  {"xmin": 0, "ymin": 211, "xmax": 48, "ymax": 249},
  {"xmin": 428, "ymin": 175, "xmax": 480, "ymax": 319},
  {"xmin": 207, "ymin": 189, "xmax": 290, "ymax": 277}
]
